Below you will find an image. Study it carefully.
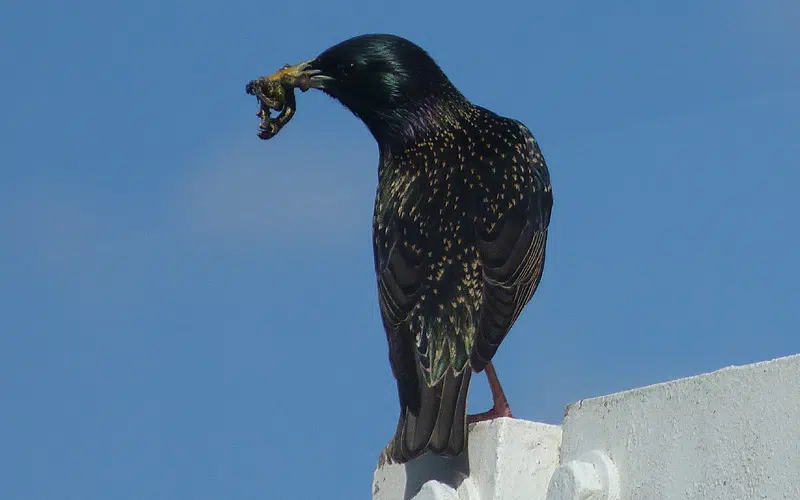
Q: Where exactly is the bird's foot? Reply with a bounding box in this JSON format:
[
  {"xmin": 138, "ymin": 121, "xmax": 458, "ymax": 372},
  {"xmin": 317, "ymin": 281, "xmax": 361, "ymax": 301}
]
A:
[
  {"xmin": 467, "ymin": 403, "xmax": 513, "ymax": 424},
  {"xmin": 467, "ymin": 361, "xmax": 514, "ymax": 424}
]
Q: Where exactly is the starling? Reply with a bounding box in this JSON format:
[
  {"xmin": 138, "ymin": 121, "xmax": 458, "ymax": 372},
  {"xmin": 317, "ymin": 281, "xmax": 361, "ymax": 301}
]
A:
[{"xmin": 247, "ymin": 34, "xmax": 553, "ymax": 464}]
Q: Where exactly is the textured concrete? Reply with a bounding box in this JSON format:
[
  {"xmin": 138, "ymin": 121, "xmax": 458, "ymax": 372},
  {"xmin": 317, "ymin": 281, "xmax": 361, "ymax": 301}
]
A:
[
  {"xmin": 372, "ymin": 418, "xmax": 562, "ymax": 500},
  {"xmin": 373, "ymin": 354, "xmax": 800, "ymax": 499},
  {"xmin": 558, "ymin": 354, "xmax": 800, "ymax": 500},
  {"xmin": 547, "ymin": 449, "xmax": 620, "ymax": 500}
]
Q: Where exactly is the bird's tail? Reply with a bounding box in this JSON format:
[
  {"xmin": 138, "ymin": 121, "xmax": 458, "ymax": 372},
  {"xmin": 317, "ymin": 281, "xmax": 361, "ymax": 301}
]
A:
[{"xmin": 386, "ymin": 366, "xmax": 472, "ymax": 464}]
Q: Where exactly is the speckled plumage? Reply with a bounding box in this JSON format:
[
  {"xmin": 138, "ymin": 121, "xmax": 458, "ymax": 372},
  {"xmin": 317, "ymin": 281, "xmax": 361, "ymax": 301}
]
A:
[
  {"xmin": 374, "ymin": 99, "xmax": 552, "ymax": 462},
  {"xmin": 257, "ymin": 34, "xmax": 553, "ymax": 464}
]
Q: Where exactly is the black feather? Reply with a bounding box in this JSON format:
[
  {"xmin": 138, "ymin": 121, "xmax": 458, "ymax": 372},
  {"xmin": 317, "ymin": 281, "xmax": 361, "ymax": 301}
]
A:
[{"xmin": 306, "ymin": 34, "xmax": 553, "ymax": 463}]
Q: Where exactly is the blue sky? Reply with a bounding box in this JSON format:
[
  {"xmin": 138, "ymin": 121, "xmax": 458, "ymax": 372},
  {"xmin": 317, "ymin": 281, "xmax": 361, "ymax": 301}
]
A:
[{"xmin": 2, "ymin": 1, "xmax": 799, "ymax": 499}]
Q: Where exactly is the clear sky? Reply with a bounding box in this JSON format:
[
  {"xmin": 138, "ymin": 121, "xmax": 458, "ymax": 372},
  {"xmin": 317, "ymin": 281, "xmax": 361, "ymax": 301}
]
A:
[{"xmin": 2, "ymin": 1, "xmax": 799, "ymax": 499}]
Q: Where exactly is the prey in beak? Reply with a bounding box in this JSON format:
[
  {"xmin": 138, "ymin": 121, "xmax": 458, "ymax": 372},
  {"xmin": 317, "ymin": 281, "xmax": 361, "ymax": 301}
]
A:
[{"xmin": 245, "ymin": 60, "xmax": 330, "ymax": 140}]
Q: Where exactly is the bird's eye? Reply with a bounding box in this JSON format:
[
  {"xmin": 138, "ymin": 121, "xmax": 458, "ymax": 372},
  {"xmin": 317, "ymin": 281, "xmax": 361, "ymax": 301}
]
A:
[{"xmin": 337, "ymin": 61, "xmax": 358, "ymax": 79}]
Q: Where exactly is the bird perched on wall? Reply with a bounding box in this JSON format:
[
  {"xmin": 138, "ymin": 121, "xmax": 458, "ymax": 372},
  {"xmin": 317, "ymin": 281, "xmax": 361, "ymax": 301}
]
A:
[{"xmin": 246, "ymin": 34, "xmax": 553, "ymax": 464}]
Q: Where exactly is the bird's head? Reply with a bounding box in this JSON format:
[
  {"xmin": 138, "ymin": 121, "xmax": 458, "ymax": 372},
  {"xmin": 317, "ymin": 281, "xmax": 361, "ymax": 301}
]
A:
[{"xmin": 247, "ymin": 34, "xmax": 465, "ymax": 145}]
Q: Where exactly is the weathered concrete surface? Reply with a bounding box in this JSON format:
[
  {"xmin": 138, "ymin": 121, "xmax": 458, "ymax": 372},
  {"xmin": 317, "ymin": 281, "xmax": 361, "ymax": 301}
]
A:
[
  {"xmin": 373, "ymin": 354, "xmax": 800, "ymax": 500},
  {"xmin": 373, "ymin": 418, "xmax": 562, "ymax": 500},
  {"xmin": 558, "ymin": 354, "xmax": 800, "ymax": 500}
]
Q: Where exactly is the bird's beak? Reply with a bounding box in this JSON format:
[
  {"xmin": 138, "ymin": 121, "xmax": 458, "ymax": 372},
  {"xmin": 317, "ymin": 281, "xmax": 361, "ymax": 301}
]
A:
[{"xmin": 262, "ymin": 59, "xmax": 333, "ymax": 90}]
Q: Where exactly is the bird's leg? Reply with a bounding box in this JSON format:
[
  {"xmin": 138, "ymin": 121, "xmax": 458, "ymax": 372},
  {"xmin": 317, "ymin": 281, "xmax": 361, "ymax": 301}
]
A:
[{"xmin": 467, "ymin": 361, "xmax": 514, "ymax": 424}]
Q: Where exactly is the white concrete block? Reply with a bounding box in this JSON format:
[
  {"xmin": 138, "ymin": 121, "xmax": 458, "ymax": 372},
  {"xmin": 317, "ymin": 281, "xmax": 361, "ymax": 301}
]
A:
[
  {"xmin": 555, "ymin": 354, "xmax": 800, "ymax": 500},
  {"xmin": 373, "ymin": 418, "xmax": 562, "ymax": 500},
  {"xmin": 547, "ymin": 450, "xmax": 620, "ymax": 500}
]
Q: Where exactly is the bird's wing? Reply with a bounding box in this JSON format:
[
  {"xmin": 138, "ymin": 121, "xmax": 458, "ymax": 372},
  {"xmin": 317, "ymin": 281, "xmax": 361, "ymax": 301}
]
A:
[
  {"xmin": 472, "ymin": 124, "xmax": 553, "ymax": 371},
  {"xmin": 372, "ymin": 166, "xmax": 429, "ymax": 411},
  {"xmin": 375, "ymin": 226, "xmax": 425, "ymax": 332},
  {"xmin": 374, "ymin": 203, "xmax": 427, "ymax": 333},
  {"xmin": 374, "ymin": 190, "xmax": 474, "ymax": 462}
]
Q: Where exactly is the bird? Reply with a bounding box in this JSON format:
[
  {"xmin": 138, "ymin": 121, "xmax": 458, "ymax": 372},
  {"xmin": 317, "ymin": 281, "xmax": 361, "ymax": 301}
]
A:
[{"xmin": 249, "ymin": 34, "xmax": 553, "ymax": 464}]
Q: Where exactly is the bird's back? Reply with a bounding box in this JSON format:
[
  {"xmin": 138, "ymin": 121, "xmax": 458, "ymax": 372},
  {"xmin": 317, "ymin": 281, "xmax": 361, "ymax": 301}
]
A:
[{"xmin": 374, "ymin": 104, "xmax": 552, "ymax": 462}]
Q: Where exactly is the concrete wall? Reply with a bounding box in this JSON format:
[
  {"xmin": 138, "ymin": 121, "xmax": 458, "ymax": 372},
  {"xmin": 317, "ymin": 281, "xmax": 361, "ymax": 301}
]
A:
[{"xmin": 373, "ymin": 354, "xmax": 800, "ymax": 500}]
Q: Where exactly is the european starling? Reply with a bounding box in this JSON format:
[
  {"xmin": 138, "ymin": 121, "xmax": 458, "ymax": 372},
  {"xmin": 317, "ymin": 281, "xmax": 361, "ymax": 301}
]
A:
[{"xmin": 246, "ymin": 34, "xmax": 553, "ymax": 464}]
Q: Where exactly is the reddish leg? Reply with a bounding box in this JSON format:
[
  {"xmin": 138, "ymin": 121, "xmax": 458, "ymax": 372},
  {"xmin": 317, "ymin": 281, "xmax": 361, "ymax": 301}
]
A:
[{"xmin": 467, "ymin": 361, "xmax": 514, "ymax": 424}]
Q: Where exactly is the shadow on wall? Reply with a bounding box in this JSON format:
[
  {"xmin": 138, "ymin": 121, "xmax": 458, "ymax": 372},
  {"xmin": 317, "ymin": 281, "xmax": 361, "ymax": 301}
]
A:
[{"xmin": 377, "ymin": 450, "xmax": 470, "ymax": 500}]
